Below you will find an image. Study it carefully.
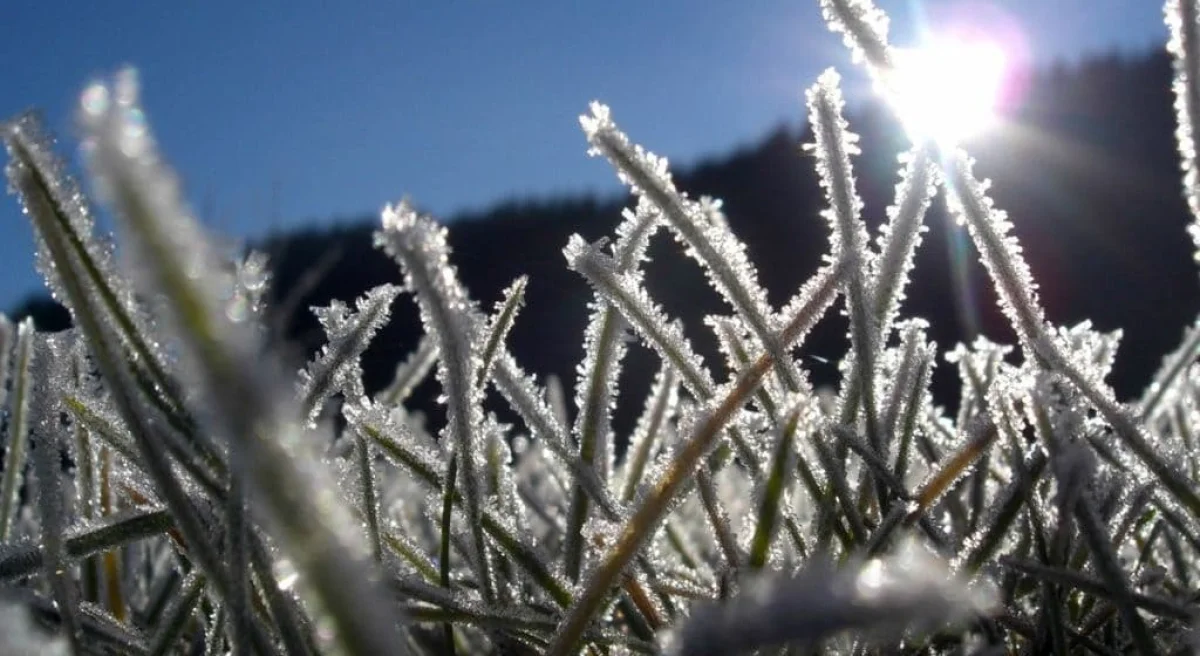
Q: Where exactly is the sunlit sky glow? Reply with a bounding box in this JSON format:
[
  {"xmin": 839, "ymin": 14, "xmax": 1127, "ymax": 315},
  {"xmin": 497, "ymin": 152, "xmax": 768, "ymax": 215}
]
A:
[
  {"xmin": 0, "ymin": 0, "xmax": 1167, "ymax": 308},
  {"xmin": 886, "ymin": 36, "xmax": 1008, "ymax": 147}
]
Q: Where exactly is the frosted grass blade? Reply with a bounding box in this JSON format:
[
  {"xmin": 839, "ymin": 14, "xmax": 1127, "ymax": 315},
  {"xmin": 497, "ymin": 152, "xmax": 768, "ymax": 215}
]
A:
[
  {"xmin": 356, "ymin": 431, "xmax": 383, "ymax": 563},
  {"xmin": 695, "ymin": 467, "xmax": 742, "ymax": 572},
  {"xmin": 1140, "ymin": 317, "xmax": 1200, "ymax": 421},
  {"xmin": 28, "ymin": 335, "xmax": 83, "ymax": 653},
  {"xmin": 80, "ymin": 69, "xmax": 406, "ymax": 655},
  {"xmin": 476, "ymin": 276, "xmax": 526, "ymax": 390},
  {"xmin": 581, "ymin": 104, "xmax": 806, "ymax": 393},
  {"xmin": 437, "ymin": 454, "xmax": 458, "ymax": 654},
  {"xmin": 842, "ymin": 149, "xmax": 936, "ymax": 422},
  {"xmin": 493, "ymin": 356, "xmax": 615, "ymax": 514},
  {"xmin": 869, "ymin": 148, "xmax": 937, "ymax": 340},
  {"xmin": 0, "ymin": 319, "xmax": 35, "ymax": 541},
  {"xmin": 819, "ymin": 0, "xmax": 894, "ymax": 74},
  {"xmin": 710, "ymin": 316, "xmax": 780, "ymax": 416},
  {"xmin": 809, "ymin": 71, "xmax": 884, "ymax": 459},
  {"xmin": 1072, "ymin": 496, "xmax": 1158, "ymax": 654},
  {"xmin": 893, "ymin": 345, "xmax": 932, "ymax": 485},
  {"xmin": 299, "ymin": 283, "xmax": 400, "ymax": 423},
  {"xmin": 376, "ymin": 201, "xmax": 495, "ymax": 602},
  {"xmin": 907, "ymin": 417, "xmax": 997, "ymax": 524},
  {"xmin": 9, "ymin": 92, "xmax": 237, "ymax": 621},
  {"xmin": 566, "ymin": 203, "xmax": 657, "ymax": 580},
  {"xmin": 810, "ymin": 428, "xmax": 868, "ymax": 545},
  {"xmin": 748, "ymin": 399, "xmax": 808, "ymax": 569},
  {"xmin": 1000, "ymin": 558, "xmax": 1191, "ymax": 622},
  {"xmin": 1166, "ymin": 0, "xmax": 1200, "ymax": 264},
  {"xmin": 4, "ymin": 117, "xmax": 198, "ymax": 452},
  {"xmin": 959, "ymin": 450, "xmax": 1047, "ymax": 573},
  {"xmin": 547, "ymin": 262, "xmax": 843, "ymax": 655},
  {"xmin": 346, "ymin": 406, "xmax": 572, "ymax": 607},
  {"xmin": 147, "ymin": 572, "xmax": 205, "ymax": 656},
  {"xmin": 0, "ymin": 506, "xmax": 173, "ymax": 581},
  {"xmin": 620, "ymin": 365, "xmax": 679, "ymax": 503},
  {"xmin": 565, "ymin": 235, "xmax": 716, "ymax": 401},
  {"xmin": 943, "ymin": 153, "xmax": 1046, "ymax": 351},
  {"xmin": 224, "ymin": 466, "xmax": 250, "ymax": 654}
]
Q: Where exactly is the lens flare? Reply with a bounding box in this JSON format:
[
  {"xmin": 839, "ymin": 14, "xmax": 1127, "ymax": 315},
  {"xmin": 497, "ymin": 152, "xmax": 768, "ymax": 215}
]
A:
[{"xmin": 884, "ymin": 37, "xmax": 1007, "ymax": 147}]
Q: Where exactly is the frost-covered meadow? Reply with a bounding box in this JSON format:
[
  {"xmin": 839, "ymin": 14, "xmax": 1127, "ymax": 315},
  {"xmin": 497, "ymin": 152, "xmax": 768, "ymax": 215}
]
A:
[{"xmin": 4, "ymin": 0, "xmax": 1200, "ymax": 654}]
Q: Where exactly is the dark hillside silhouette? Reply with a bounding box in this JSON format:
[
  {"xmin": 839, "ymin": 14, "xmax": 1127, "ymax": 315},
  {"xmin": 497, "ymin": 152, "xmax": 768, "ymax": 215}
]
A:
[{"xmin": 12, "ymin": 51, "xmax": 1198, "ymax": 436}]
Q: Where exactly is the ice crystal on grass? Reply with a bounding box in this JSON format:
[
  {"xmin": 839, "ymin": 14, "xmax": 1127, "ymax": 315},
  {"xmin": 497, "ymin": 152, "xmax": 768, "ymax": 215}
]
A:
[
  {"xmin": 944, "ymin": 153, "xmax": 1046, "ymax": 349},
  {"xmin": 5, "ymin": 2, "xmax": 1200, "ymax": 652},
  {"xmin": 869, "ymin": 147, "xmax": 937, "ymax": 342},
  {"xmin": 819, "ymin": 0, "xmax": 893, "ymax": 72},
  {"xmin": 5, "ymin": 115, "xmax": 133, "ymax": 322},
  {"xmin": 300, "ymin": 283, "xmax": 400, "ymax": 423},
  {"xmin": 377, "ymin": 201, "xmax": 496, "ymax": 603},
  {"xmin": 566, "ymin": 235, "xmax": 716, "ymax": 401},
  {"xmin": 582, "ymin": 104, "xmax": 802, "ymax": 394},
  {"xmin": 1167, "ymin": 0, "xmax": 1200, "ymax": 263}
]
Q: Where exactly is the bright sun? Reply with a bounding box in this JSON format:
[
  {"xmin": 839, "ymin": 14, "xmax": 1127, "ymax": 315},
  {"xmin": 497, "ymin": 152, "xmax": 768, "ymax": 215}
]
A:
[{"xmin": 884, "ymin": 37, "xmax": 1008, "ymax": 148}]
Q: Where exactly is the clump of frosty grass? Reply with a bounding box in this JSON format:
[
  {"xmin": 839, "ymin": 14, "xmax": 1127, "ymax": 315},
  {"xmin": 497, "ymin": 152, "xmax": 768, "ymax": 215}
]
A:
[{"xmin": 4, "ymin": 1, "xmax": 1200, "ymax": 654}]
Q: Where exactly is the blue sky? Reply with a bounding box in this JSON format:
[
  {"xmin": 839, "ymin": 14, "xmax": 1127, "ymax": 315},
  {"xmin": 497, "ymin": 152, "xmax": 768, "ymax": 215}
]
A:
[{"xmin": 0, "ymin": 0, "xmax": 1167, "ymax": 309}]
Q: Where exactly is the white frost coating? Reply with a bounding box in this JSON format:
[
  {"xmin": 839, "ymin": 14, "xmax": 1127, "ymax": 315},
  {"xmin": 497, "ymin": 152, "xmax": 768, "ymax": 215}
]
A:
[
  {"xmin": 819, "ymin": 0, "xmax": 894, "ymax": 74},
  {"xmin": 1166, "ymin": 0, "xmax": 1200, "ymax": 264},
  {"xmin": 226, "ymin": 249, "xmax": 271, "ymax": 328},
  {"xmin": 477, "ymin": 276, "xmax": 527, "ymax": 392},
  {"xmin": 807, "ymin": 70, "xmax": 870, "ymax": 274},
  {"xmin": 1047, "ymin": 321, "xmax": 1122, "ymax": 388},
  {"xmin": 29, "ymin": 331, "xmax": 83, "ymax": 650},
  {"xmin": 571, "ymin": 296, "xmax": 624, "ymax": 485},
  {"xmin": 75, "ymin": 69, "xmax": 275, "ymax": 437},
  {"xmin": 77, "ymin": 71, "xmax": 236, "ymax": 337},
  {"xmin": 492, "ymin": 354, "xmax": 620, "ymax": 519},
  {"xmin": 1140, "ymin": 316, "xmax": 1200, "ymax": 420},
  {"xmin": 618, "ymin": 365, "xmax": 680, "ymax": 503},
  {"xmin": 869, "ymin": 147, "xmax": 937, "ymax": 342},
  {"xmin": 5, "ymin": 115, "xmax": 111, "ymax": 298},
  {"xmin": 79, "ymin": 69, "xmax": 406, "ymax": 654},
  {"xmin": 3, "ymin": 114, "xmax": 163, "ymax": 376},
  {"xmin": 565, "ymin": 234, "xmax": 716, "ymax": 401},
  {"xmin": 571, "ymin": 197, "xmax": 660, "ymax": 496},
  {"xmin": 944, "ymin": 151, "xmax": 1046, "ymax": 348},
  {"xmin": 808, "ymin": 69, "xmax": 885, "ymax": 445},
  {"xmin": 494, "ymin": 355, "xmax": 569, "ymax": 457},
  {"xmin": 299, "ymin": 283, "xmax": 400, "ymax": 423},
  {"xmin": 375, "ymin": 200, "xmax": 496, "ymax": 599},
  {"xmin": 8, "ymin": 0, "xmax": 1200, "ymax": 648},
  {"xmin": 344, "ymin": 399, "xmax": 448, "ymax": 493},
  {"xmin": 946, "ymin": 335, "xmax": 1014, "ymax": 430},
  {"xmin": 581, "ymin": 103, "xmax": 802, "ymax": 392}
]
